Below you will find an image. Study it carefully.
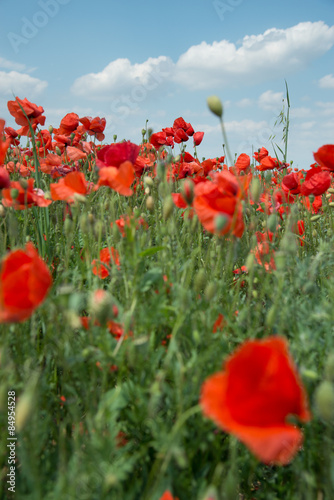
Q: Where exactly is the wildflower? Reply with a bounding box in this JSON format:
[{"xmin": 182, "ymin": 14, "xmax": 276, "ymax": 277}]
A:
[
  {"xmin": 50, "ymin": 171, "xmax": 94, "ymax": 203},
  {"xmin": 0, "ymin": 119, "xmax": 11, "ymax": 165},
  {"xmin": 0, "ymin": 242, "xmax": 52, "ymax": 322},
  {"xmin": 7, "ymin": 97, "xmax": 46, "ymax": 136},
  {"xmin": 313, "ymin": 144, "xmax": 334, "ymax": 172},
  {"xmin": 301, "ymin": 166, "xmax": 331, "ymax": 196},
  {"xmin": 2, "ymin": 179, "xmax": 52, "ymax": 210},
  {"xmin": 200, "ymin": 336, "xmax": 311, "ymax": 465},
  {"xmin": 193, "ymin": 170, "xmax": 244, "ymax": 238},
  {"xmin": 91, "ymin": 247, "xmax": 120, "ymax": 279}
]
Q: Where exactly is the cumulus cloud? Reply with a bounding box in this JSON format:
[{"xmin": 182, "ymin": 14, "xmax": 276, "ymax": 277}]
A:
[
  {"xmin": 0, "ymin": 71, "xmax": 47, "ymax": 96},
  {"xmin": 71, "ymin": 22, "xmax": 334, "ymax": 100},
  {"xmin": 0, "ymin": 57, "xmax": 26, "ymax": 72},
  {"xmin": 258, "ymin": 90, "xmax": 284, "ymax": 112},
  {"xmin": 318, "ymin": 74, "xmax": 334, "ymax": 89},
  {"xmin": 71, "ymin": 56, "xmax": 174, "ymax": 99},
  {"xmin": 236, "ymin": 98, "xmax": 253, "ymax": 108},
  {"xmin": 174, "ymin": 21, "xmax": 334, "ymax": 89}
]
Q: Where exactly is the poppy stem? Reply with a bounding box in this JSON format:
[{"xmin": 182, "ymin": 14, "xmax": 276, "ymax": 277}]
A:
[{"xmin": 220, "ymin": 117, "xmax": 234, "ymax": 168}]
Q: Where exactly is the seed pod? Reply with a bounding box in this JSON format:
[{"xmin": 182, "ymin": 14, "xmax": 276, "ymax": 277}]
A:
[
  {"xmin": 314, "ymin": 381, "xmax": 334, "ymax": 422},
  {"xmin": 163, "ymin": 196, "xmax": 174, "ymax": 220},
  {"xmin": 146, "ymin": 196, "xmax": 154, "ymax": 212},
  {"xmin": 207, "ymin": 95, "xmax": 223, "ymax": 118}
]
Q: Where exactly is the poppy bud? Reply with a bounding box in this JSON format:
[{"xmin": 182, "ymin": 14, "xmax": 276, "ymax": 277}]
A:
[
  {"xmin": 314, "ymin": 381, "xmax": 334, "ymax": 422},
  {"xmin": 267, "ymin": 213, "xmax": 277, "ymax": 233},
  {"xmin": 163, "ymin": 196, "xmax": 174, "ymax": 220},
  {"xmin": 64, "ymin": 217, "xmax": 73, "ymax": 237},
  {"xmin": 329, "ymin": 202, "xmax": 334, "ymax": 208},
  {"xmin": 181, "ymin": 179, "xmax": 194, "ymax": 206},
  {"xmin": 194, "ymin": 268, "xmax": 206, "ymax": 292},
  {"xmin": 10, "ymin": 188, "xmax": 19, "ymax": 200},
  {"xmin": 215, "ymin": 214, "xmax": 229, "ymax": 232},
  {"xmin": 274, "ymin": 251, "xmax": 286, "ymax": 271},
  {"xmin": 265, "ymin": 304, "xmax": 277, "ymax": 328},
  {"xmin": 48, "ymin": 125, "xmax": 54, "ymax": 134},
  {"xmin": 0, "ymin": 205, "xmax": 5, "ymax": 218},
  {"xmin": 250, "ymin": 177, "xmax": 261, "ymax": 203},
  {"xmin": 19, "ymin": 178, "xmax": 28, "ymax": 190},
  {"xmin": 146, "ymin": 196, "xmax": 154, "ymax": 212},
  {"xmin": 325, "ymin": 353, "xmax": 334, "ymax": 382},
  {"xmin": 55, "ymin": 146, "xmax": 61, "ymax": 156},
  {"xmin": 144, "ymin": 176, "xmax": 154, "ymax": 187},
  {"xmin": 36, "ymin": 141, "xmax": 41, "ymax": 148},
  {"xmin": 310, "ymin": 215, "xmax": 322, "ymax": 222},
  {"xmin": 207, "ymin": 95, "xmax": 223, "ymax": 118},
  {"xmin": 245, "ymin": 253, "xmax": 255, "ymax": 273},
  {"xmin": 205, "ymin": 282, "xmax": 216, "ymax": 301}
]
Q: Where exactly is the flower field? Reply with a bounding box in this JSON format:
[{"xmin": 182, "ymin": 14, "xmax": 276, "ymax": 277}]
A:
[{"xmin": 0, "ymin": 95, "xmax": 334, "ymax": 499}]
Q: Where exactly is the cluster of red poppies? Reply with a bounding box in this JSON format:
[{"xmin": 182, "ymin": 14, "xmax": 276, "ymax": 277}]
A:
[{"xmin": 1, "ymin": 96, "xmax": 334, "ymax": 471}]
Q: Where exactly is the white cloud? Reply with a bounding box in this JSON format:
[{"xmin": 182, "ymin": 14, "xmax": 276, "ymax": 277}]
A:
[
  {"xmin": 0, "ymin": 71, "xmax": 47, "ymax": 97},
  {"xmin": 318, "ymin": 74, "xmax": 334, "ymax": 89},
  {"xmin": 71, "ymin": 56, "xmax": 174, "ymax": 99},
  {"xmin": 0, "ymin": 57, "xmax": 26, "ymax": 72},
  {"xmin": 315, "ymin": 101, "xmax": 334, "ymax": 116},
  {"xmin": 290, "ymin": 107, "xmax": 311, "ymax": 118},
  {"xmin": 174, "ymin": 21, "xmax": 334, "ymax": 89},
  {"xmin": 71, "ymin": 22, "xmax": 334, "ymax": 100},
  {"xmin": 236, "ymin": 98, "xmax": 253, "ymax": 108},
  {"xmin": 258, "ymin": 90, "xmax": 284, "ymax": 111}
]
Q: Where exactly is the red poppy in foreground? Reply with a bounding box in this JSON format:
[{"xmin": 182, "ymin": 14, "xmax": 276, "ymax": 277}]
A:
[
  {"xmin": 300, "ymin": 167, "xmax": 331, "ymax": 196},
  {"xmin": 313, "ymin": 144, "xmax": 334, "ymax": 172},
  {"xmin": 0, "ymin": 242, "xmax": 52, "ymax": 322},
  {"xmin": 200, "ymin": 336, "xmax": 311, "ymax": 465}
]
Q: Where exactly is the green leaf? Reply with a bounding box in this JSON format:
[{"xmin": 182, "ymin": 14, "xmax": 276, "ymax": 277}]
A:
[{"xmin": 138, "ymin": 246, "xmax": 166, "ymax": 258}]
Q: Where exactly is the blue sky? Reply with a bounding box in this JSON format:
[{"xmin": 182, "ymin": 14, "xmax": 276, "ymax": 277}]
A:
[{"xmin": 0, "ymin": 0, "xmax": 333, "ymax": 168}]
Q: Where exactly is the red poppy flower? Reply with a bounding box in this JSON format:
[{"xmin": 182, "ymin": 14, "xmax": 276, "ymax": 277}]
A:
[
  {"xmin": 200, "ymin": 336, "xmax": 311, "ymax": 465},
  {"xmin": 79, "ymin": 116, "xmax": 106, "ymax": 141},
  {"xmin": 193, "ymin": 171, "xmax": 244, "ymax": 238},
  {"xmin": 213, "ymin": 313, "xmax": 226, "ymax": 333},
  {"xmin": 282, "ymin": 172, "xmax": 302, "ymax": 195},
  {"xmin": 0, "ymin": 119, "xmax": 11, "ymax": 165},
  {"xmin": 0, "ymin": 242, "xmax": 52, "ymax": 323},
  {"xmin": 193, "ymin": 131, "xmax": 204, "ymax": 147},
  {"xmin": 159, "ymin": 491, "xmax": 179, "ymax": 500},
  {"xmin": 150, "ymin": 131, "xmax": 167, "ymax": 149},
  {"xmin": 0, "ymin": 168, "xmax": 10, "ymax": 189},
  {"xmin": 234, "ymin": 153, "xmax": 250, "ymax": 174},
  {"xmin": 91, "ymin": 247, "xmax": 120, "ymax": 278},
  {"xmin": 96, "ymin": 141, "xmax": 140, "ymax": 169},
  {"xmin": 253, "ymin": 147, "xmax": 268, "ymax": 162},
  {"xmin": 258, "ymin": 155, "xmax": 279, "ymax": 171},
  {"xmin": 301, "ymin": 167, "xmax": 331, "ymax": 196},
  {"xmin": 50, "ymin": 171, "xmax": 94, "ymax": 203},
  {"xmin": 313, "ymin": 144, "xmax": 334, "ymax": 172},
  {"xmin": 7, "ymin": 97, "xmax": 46, "ymax": 136},
  {"xmin": 2, "ymin": 179, "xmax": 52, "ymax": 210},
  {"xmin": 53, "ymin": 113, "xmax": 79, "ymax": 136},
  {"xmin": 98, "ymin": 161, "xmax": 135, "ymax": 196}
]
